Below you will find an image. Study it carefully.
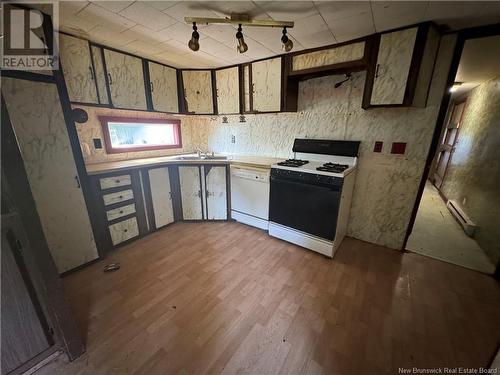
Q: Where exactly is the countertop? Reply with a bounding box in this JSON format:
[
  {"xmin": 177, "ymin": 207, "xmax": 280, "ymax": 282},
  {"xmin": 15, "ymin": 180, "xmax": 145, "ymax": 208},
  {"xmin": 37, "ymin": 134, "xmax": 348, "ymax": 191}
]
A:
[{"xmin": 85, "ymin": 154, "xmax": 284, "ymax": 175}]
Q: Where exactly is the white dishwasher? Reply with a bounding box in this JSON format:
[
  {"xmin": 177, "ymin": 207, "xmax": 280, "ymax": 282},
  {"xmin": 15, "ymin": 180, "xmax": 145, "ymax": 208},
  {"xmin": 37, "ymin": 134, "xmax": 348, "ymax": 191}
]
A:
[{"xmin": 230, "ymin": 165, "xmax": 270, "ymax": 230}]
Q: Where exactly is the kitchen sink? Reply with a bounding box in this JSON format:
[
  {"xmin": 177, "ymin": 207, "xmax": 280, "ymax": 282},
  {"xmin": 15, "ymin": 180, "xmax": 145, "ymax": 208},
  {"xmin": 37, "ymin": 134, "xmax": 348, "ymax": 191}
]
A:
[{"xmin": 175, "ymin": 155, "xmax": 228, "ymax": 161}]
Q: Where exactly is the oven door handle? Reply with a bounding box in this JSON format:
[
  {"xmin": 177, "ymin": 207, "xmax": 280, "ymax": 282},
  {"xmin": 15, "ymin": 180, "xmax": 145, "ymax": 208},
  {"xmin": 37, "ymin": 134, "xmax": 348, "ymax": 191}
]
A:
[{"xmin": 270, "ymin": 175, "xmax": 341, "ymax": 191}]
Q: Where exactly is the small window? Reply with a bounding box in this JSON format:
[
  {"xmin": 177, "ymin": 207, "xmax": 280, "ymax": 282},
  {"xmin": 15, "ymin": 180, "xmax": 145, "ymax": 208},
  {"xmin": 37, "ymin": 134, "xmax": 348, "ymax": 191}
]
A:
[{"xmin": 99, "ymin": 116, "xmax": 182, "ymax": 154}]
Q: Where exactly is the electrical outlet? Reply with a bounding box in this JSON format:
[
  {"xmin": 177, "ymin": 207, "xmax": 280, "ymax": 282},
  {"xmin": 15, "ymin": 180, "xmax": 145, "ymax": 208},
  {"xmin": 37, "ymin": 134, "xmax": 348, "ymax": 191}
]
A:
[{"xmin": 231, "ymin": 135, "xmax": 236, "ymax": 144}]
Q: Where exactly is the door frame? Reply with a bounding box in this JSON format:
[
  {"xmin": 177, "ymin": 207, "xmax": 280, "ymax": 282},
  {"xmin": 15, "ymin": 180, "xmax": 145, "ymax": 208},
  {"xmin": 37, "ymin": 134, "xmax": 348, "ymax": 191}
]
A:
[{"xmin": 402, "ymin": 23, "xmax": 500, "ymax": 276}]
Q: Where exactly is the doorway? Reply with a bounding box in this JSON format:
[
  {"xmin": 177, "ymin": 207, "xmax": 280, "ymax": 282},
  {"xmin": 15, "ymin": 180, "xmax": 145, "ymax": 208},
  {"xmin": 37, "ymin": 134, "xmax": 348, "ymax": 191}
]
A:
[{"xmin": 405, "ymin": 31, "xmax": 500, "ymax": 274}]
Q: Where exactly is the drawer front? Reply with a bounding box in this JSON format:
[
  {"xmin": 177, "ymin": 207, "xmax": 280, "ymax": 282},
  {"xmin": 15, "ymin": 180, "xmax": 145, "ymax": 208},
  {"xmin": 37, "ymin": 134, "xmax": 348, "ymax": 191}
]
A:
[
  {"xmin": 102, "ymin": 189, "xmax": 134, "ymax": 206},
  {"xmin": 109, "ymin": 217, "xmax": 139, "ymax": 245},
  {"xmin": 100, "ymin": 175, "xmax": 131, "ymax": 190},
  {"xmin": 106, "ymin": 203, "xmax": 136, "ymax": 222}
]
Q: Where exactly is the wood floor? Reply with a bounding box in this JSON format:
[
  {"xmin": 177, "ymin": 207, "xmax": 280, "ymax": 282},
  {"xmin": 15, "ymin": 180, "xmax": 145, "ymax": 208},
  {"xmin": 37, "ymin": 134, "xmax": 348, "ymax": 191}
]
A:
[{"xmin": 38, "ymin": 222, "xmax": 499, "ymax": 375}]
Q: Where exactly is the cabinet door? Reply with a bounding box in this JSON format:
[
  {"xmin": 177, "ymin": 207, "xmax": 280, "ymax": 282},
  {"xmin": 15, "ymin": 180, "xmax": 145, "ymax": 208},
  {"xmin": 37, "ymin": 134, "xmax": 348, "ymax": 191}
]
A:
[
  {"xmin": 2, "ymin": 78, "xmax": 99, "ymax": 273},
  {"xmin": 103, "ymin": 49, "xmax": 147, "ymax": 110},
  {"xmin": 149, "ymin": 62, "xmax": 179, "ymax": 113},
  {"xmin": 90, "ymin": 45, "xmax": 109, "ymax": 105},
  {"xmin": 205, "ymin": 166, "xmax": 227, "ymax": 220},
  {"xmin": 371, "ymin": 27, "xmax": 418, "ymax": 105},
  {"xmin": 251, "ymin": 57, "xmax": 281, "ymax": 112},
  {"xmin": 148, "ymin": 167, "xmax": 174, "ymax": 228},
  {"xmin": 215, "ymin": 67, "xmax": 240, "ymax": 114},
  {"xmin": 242, "ymin": 64, "xmax": 252, "ymax": 112},
  {"xmin": 182, "ymin": 70, "xmax": 214, "ymax": 114},
  {"xmin": 179, "ymin": 166, "xmax": 203, "ymax": 220},
  {"xmin": 59, "ymin": 34, "xmax": 98, "ymax": 104}
]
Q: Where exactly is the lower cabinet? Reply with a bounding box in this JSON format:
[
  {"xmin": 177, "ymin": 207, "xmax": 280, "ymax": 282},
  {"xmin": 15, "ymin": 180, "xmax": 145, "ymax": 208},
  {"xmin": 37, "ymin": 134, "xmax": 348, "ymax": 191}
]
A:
[
  {"xmin": 179, "ymin": 166, "xmax": 204, "ymax": 220},
  {"xmin": 148, "ymin": 167, "xmax": 174, "ymax": 228},
  {"xmin": 205, "ymin": 166, "xmax": 228, "ymax": 220},
  {"xmin": 109, "ymin": 217, "xmax": 139, "ymax": 246}
]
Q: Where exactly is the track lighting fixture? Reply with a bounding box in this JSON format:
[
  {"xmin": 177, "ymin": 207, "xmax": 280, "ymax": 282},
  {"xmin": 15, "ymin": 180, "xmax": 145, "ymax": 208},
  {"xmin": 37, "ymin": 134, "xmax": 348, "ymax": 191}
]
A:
[
  {"xmin": 188, "ymin": 22, "xmax": 200, "ymax": 51},
  {"xmin": 236, "ymin": 24, "xmax": 248, "ymax": 54},
  {"xmin": 281, "ymin": 27, "xmax": 293, "ymax": 52},
  {"xmin": 334, "ymin": 73, "xmax": 352, "ymax": 88}
]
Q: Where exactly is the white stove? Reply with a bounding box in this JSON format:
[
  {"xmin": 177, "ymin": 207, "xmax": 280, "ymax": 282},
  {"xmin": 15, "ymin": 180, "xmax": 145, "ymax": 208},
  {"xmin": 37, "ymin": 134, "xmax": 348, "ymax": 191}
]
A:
[{"xmin": 268, "ymin": 139, "xmax": 360, "ymax": 258}]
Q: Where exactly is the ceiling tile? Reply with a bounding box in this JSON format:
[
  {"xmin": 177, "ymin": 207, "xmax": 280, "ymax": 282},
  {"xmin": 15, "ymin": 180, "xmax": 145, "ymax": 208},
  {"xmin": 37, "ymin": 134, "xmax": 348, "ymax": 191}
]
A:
[
  {"xmin": 122, "ymin": 40, "xmax": 162, "ymax": 55},
  {"xmin": 77, "ymin": 3, "xmax": 136, "ymax": 32},
  {"xmin": 372, "ymin": 1, "xmax": 428, "ymax": 32},
  {"xmin": 159, "ymin": 22, "xmax": 206, "ymax": 43},
  {"xmin": 255, "ymin": 1, "xmax": 318, "ymax": 21},
  {"xmin": 90, "ymin": 1, "xmax": 134, "ymax": 13},
  {"xmin": 200, "ymin": 24, "xmax": 239, "ymax": 45},
  {"xmin": 327, "ymin": 11, "xmax": 375, "ymax": 41},
  {"xmin": 86, "ymin": 25, "xmax": 136, "ymax": 46},
  {"xmin": 119, "ymin": 2, "xmax": 177, "ymax": 31},
  {"xmin": 59, "ymin": 1, "xmax": 89, "ymax": 18},
  {"xmin": 162, "ymin": 2, "xmax": 219, "ymax": 23},
  {"xmin": 315, "ymin": 1, "xmax": 371, "ymax": 22},
  {"xmin": 120, "ymin": 24, "xmax": 171, "ymax": 45},
  {"xmin": 202, "ymin": 1, "xmax": 264, "ymax": 18},
  {"xmin": 140, "ymin": 1, "xmax": 180, "ymax": 12},
  {"xmin": 60, "ymin": 16, "xmax": 98, "ymax": 35},
  {"xmin": 289, "ymin": 13, "xmax": 335, "ymax": 46}
]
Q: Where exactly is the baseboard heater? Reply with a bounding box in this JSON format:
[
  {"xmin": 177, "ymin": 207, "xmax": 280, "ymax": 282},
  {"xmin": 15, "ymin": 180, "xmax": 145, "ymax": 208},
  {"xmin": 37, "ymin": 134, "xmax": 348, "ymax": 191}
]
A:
[{"xmin": 446, "ymin": 199, "xmax": 477, "ymax": 237}]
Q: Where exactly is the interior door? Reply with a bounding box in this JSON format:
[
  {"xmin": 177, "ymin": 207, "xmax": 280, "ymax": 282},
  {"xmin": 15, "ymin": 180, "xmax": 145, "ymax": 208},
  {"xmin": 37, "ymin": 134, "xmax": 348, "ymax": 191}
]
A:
[
  {"xmin": 215, "ymin": 67, "xmax": 240, "ymax": 114},
  {"xmin": 148, "ymin": 167, "xmax": 174, "ymax": 228},
  {"xmin": 205, "ymin": 166, "xmax": 227, "ymax": 220},
  {"xmin": 182, "ymin": 70, "xmax": 214, "ymax": 114},
  {"xmin": 1, "ymin": 214, "xmax": 52, "ymax": 374},
  {"xmin": 104, "ymin": 49, "xmax": 147, "ymax": 110},
  {"xmin": 179, "ymin": 166, "xmax": 203, "ymax": 220},
  {"xmin": 59, "ymin": 33, "xmax": 98, "ymax": 104},
  {"xmin": 2, "ymin": 78, "xmax": 99, "ymax": 273},
  {"xmin": 433, "ymin": 100, "xmax": 466, "ymax": 189},
  {"xmin": 370, "ymin": 27, "xmax": 418, "ymax": 105},
  {"xmin": 148, "ymin": 62, "xmax": 179, "ymax": 113},
  {"xmin": 251, "ymin": 57, "xmax": 282, "ymax": 112}
]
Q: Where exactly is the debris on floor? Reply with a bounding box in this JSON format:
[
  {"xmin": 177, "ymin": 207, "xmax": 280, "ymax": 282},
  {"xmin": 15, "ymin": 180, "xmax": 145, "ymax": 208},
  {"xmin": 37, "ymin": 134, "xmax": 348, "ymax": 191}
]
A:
[{"xmin": 103, "ymin": 263, "xmax": 120, "ymax": 272}]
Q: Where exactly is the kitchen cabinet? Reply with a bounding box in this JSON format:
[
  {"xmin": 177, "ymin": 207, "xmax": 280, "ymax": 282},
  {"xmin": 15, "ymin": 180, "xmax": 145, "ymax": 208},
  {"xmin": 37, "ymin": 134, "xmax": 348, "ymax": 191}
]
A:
[
  {"xmin": 103, "ymin": 49, "xmax": 147, "ymax": 110},
  {"xmin": 148, "ymin": 167, "xmax": 174, "ymax": 228},
  {"xmin": 59, "ymin": 33, "xmax": 98, "ymax": 104},
  {"xmin": 251, "ymin": 57, "xmax": 282, "ymax": 112},
  {"xmin": 2, "ymin": 78, "xmax": 99, "ymax": 273},
  {"xmin": 205, "ymin": 166, "xmax": 228, "ymax": 220},
  {"xmin": 179, "ymin": 166, "xmax": 203, "ymax": 220},
  {"xmin": 148, "ymin": 62, "xmax": 179, "ymax": 113},
  {"xmin": 215, "ymin": 66, "xmax": 240, "ymax": 114},
  {"xmin": 362, "ymin": 23, "xmax": 440, "ymax": 108},
  {"xmin": 242, "ymin": 64, "xmax": 252, "ymax": 113},
  {"xmin": 182, "ymin": 70, "xmax": 214, "ymax": 114},
  {"xmin": 90, "ymin": 45, "xmax": 110, "ymax": 105}
]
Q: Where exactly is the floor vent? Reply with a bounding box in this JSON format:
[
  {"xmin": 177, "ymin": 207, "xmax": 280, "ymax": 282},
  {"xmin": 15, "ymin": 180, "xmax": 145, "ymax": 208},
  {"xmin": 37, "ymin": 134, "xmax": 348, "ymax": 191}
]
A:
[{"xmin": 446, "ymin": 199, "xmax": 476, "ymax": 237}]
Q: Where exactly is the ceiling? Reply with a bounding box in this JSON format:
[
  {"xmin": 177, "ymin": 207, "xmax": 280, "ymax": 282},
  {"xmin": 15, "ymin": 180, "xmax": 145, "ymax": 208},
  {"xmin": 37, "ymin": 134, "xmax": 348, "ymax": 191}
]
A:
[
  {"xmin": 453, "ymin": 35, "xmax": 500, "ymax": 95},
  {"xmin": 55, "ymin": 1, "xmax": 500, "ymax": 68}
]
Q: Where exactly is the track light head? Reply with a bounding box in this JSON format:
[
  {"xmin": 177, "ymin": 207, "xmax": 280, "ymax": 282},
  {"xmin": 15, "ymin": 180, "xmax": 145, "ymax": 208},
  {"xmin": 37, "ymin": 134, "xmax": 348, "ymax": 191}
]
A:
[
  {"xmin": 188, "ymin": 22, "xmax": 200, "ymax": 51},
  {"xmin": 236, "ymin": 24, "xmax": 248, "ymax": 54},
  {"xmin": 281, "ymin": 27, "xmax": 293, "ymax": 52}
]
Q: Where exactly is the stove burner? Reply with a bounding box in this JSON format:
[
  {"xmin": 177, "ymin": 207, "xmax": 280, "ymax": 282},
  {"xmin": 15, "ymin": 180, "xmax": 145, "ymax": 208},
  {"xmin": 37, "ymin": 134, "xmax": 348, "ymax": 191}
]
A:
[
  {"xmin": 316, "ymin": 162, "xmax": 349, "ymax": 173},
  {"xmin": 277, "ymin": 159, "xmax": 309, "ymax": 167}
]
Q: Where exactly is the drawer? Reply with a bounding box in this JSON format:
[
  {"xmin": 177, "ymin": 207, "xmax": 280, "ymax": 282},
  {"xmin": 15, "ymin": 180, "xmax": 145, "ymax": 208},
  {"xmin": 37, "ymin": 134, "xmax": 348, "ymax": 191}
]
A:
[
  {"xmin": 106, "ymin": 203, "xmax": 136, "ymax": 222},
  {"xmin": 100, "ymin": 174, "xmax": 131, "ymax": 190},
  {"xmin": 108, "ymin": 217, "xmax": 139, "ymax": 246},
  {"xmin": 102, "ymin": 189, "xmax": 134, "ymax": 206}
]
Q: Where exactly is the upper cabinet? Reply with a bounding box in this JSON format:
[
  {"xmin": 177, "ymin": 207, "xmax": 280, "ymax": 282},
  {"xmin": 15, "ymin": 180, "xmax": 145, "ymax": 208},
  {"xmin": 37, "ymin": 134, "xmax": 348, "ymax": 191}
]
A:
[
  {"xmin": 251, "ymin": 57, "xmax": 282, "ymax": 112},
  {"xmin": 362, "ymin": 24, "xmax": 440, "ymax": 109},
  {"xmin": 59, "ymin": 33, "xmax": 98, "ymax": 104},
  {"xmin": 148, "ymin": 62, "xmax": 179, "ymax": 113},
  {"xmin": 103, "ymin": 49, "xmax": 147, "ymax": 110},
  {"xmin": 215, "ymin": 66, "xmax": 240, "ymax": 114},
  {"xmin": 182, "ymin": 70, "xmax": 214, "ymax": 114}
]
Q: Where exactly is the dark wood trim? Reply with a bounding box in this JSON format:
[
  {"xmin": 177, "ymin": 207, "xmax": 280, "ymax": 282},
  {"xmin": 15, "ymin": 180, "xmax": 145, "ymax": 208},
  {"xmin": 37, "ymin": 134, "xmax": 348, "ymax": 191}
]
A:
[
  {"xmin": 107, "ymin": 212, "xmax": 137, "ymax": 226},
  {"xmin": 281, "ymin": 56, "xmax": 298, "ymax": 112},
  {"xmin": 169, "ymin": 166, "xmax": 184, "ymax": 222},
  {"xmin": 87, "ymin": 40, "xmax": 101, "ymax": 104},
  {"xmin": 1, "ymin": 96, "xmax": 85, "ymax": 360},
  {"xmin": 226, "ymin": 165, "xmax": 231, "ymax": 220},
  {"xmin": 140, "ymin": 168, "xmax": 157, "ymax": 231},
  {"xmin": 98, "ymin": 115, "xmax": 182, "ymax": 154},
  {"xmin": 103, "ymin": 198, "xmax": 136, "ymax": 211},
  {"xmin": 211, "ymin": 69, "xmax": 219, "ymax": 115},
  {"xmin": 177, "ymin": 69, "xmax": 187, "ymax": 113},
  {"xmin": 143, "ymin": 59, "xmax": 154, "ymax": 112},
  {"xmin": 100, "ymin": 184, "xmax": 133, "ymax": 195},
  {"xmin": 129, "ymin": 169, "xmax": 149, "ymax": 237},
  {"xmin": 98, "ymin": 44, "xmax": 114, "ymax": 108},
  {"xmin": 59, "ymin": 257, "xmax": 101, "ymax": 277},
  {"xmin": 199, "ymin": 165, "xmax": 205, "ymax": 220},
  {"xmin": 402, "ymin": 23, "xmax": 500, "ymax": 252},
  {"xmin": 0, "ymin": 70, "xmax": 55, "ymax": 83}
]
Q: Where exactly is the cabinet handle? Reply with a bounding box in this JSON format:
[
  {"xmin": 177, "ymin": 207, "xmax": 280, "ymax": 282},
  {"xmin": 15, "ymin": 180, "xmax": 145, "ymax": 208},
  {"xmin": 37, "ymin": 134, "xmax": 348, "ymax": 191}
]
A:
[
  {"xmin": 168, "ymin": 192, "xmax": 172, "ymax": 200},
  {"xmin": 216, "ymin": 88, "xmax": 219, "ymax": 98},
  {"xmin": 124, "ymin": 229, "xmax": 128, "ymax": 233},
  {"xmin": 115, "ymin": 179, "xmax": 120, "ymax": 183},
  {"xmin": 197, "ymin": 190, "xmax": 201, "ymax": 198},
  {"xmin": 150, "ymin": 81, "xmax": 154, "ymax": 92},
  {"xmin": 119, "ymin": 195, "xmax": 123, "ymax": 199},
  {"xmin": 375, "ymin": 64, "xmax": 380, "ymax": 79},
  {"xmin": 75, "ymin": 175, "xmax": 81, "ymax": 189},
  {"xmin": 108, "ymin": 73, "xmax": 113, "ymax": 85},
  {"xmin": 89, "ymin": 66, "xmax": 94, "ymax": 80},
  {"xmin": 251, "ymin": 83, "xmax": 255, "ymax": 94},
  {"xmin": 119, "ymin": 210, "xmax": 124, "ymax": 214}
]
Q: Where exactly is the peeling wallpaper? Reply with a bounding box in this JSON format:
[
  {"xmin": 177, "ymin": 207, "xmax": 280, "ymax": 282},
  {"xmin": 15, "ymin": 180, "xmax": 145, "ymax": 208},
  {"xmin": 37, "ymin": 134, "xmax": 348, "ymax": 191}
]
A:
[{"xmin": 441, "ymin": 77, "xmax": 500, "ymax": 264}]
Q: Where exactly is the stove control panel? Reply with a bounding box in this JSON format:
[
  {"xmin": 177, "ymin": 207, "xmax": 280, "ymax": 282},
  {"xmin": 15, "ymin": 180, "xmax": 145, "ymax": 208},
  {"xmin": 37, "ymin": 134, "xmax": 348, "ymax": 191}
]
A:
[{"xmin": 271, "ymin": 168, "xmax": 343, "ymax": 187}]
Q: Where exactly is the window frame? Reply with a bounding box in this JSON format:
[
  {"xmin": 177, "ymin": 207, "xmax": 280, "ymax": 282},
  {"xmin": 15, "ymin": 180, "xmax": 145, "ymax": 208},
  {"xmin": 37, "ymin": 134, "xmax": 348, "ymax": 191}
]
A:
[{"xmin": 98, "ymin": 116, "xmax": 182, "ymax": 154}]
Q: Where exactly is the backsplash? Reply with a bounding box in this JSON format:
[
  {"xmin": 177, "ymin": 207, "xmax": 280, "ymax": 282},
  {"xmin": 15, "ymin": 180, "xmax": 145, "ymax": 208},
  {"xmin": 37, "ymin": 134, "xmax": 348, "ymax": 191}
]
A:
[
  {"xmin": 74, "ymin": 106, "xmax": 196, "ymax": 164},
  {"xmin": 186, "ymin": 35, "xmax": 457, "ymax": 250}
]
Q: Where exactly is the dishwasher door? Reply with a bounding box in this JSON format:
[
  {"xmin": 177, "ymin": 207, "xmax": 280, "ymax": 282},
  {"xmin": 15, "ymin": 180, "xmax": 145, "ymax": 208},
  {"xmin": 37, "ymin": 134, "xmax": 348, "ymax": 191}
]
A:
[{"xmin": 230, "ymin": 166, "xmax": 270, "ymax": 225}]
